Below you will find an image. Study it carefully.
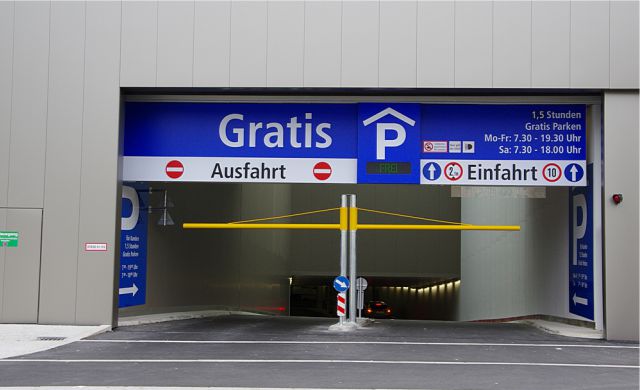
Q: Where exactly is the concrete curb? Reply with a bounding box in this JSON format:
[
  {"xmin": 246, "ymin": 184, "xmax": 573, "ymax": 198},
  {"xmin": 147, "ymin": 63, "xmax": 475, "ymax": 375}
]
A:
[
  {"xmin": 519, "ymin": 319, "xmax": 604, "ymax": 339},
  {"xmin": 0, "ymin": 324, "xmax": 111, "ymax": 359},
  {"xmin": 117, "ymin": 310, "xmax": 262, "ymax": 327}
]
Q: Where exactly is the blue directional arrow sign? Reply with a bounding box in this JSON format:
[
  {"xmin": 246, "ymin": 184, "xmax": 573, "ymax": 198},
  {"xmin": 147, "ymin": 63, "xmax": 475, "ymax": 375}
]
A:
[
  {"xmin": 565, "ymin": 163, "xmax": 584, "ymax": 183},
  {"xmin": 333, "ymin": 276, "xmax": 350, "ymax": 292},
  {"xmin": 422, "ymin": 162, "xmax": 442, "ymax": 181}
]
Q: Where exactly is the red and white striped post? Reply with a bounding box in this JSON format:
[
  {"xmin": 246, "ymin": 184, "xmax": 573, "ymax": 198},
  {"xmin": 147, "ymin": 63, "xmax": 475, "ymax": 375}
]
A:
[{"xmin": 337, "ymin": 292, "xmax": 347, "ymax": 318}]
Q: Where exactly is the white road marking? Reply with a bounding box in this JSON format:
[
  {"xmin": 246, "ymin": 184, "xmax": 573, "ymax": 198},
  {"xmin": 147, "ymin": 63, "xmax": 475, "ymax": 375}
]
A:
[
  {"xmin": 1, "ymin": 359, "xmax": 637, "ymax": 369},
  {"xmin": 79, "ymin": 339, "xmax": 639, "ymax": 349}
]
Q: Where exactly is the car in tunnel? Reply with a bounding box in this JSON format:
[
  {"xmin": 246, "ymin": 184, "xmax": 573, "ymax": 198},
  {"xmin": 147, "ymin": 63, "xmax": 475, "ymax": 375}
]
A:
[{"xmin": 365, "ymin": 301, "xmax": 393, "ymax": 319}]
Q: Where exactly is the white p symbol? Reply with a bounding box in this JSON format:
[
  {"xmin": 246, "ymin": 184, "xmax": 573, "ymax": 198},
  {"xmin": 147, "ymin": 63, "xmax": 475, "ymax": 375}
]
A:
[
  {"xmin": 572, "ymin": 193, "xmax": 586, "ymax": 266},
  {"xmin": 121, "ymin": 186, "xmax": 140, "ymax": 231},
  {"xmin": 376, "ymin": 123, "xmax": 406, "ymax": 160}
]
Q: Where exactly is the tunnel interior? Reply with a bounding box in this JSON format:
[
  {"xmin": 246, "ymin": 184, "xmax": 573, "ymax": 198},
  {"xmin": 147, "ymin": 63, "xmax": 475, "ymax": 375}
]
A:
[{"xmin": 118, "ymin": 181, "xmax": 464, "ymax": 320}]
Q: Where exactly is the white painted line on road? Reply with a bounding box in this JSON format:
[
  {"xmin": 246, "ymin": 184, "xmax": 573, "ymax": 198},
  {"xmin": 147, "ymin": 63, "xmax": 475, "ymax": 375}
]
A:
[
  {"xmin": 0, "ymin": 387, "xmax": 454, "ymax": 390},
  {"xmin": 79, "ymin": 339, "xmax": 639, "ymax": 349},
  {"xmin": 1, "ymin": 359, "xmax": 638, "ymax": 369}
]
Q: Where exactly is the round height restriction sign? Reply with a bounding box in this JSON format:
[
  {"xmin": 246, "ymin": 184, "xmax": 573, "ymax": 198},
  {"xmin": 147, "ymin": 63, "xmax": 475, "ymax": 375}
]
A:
[{"xmin": 443, "ymin": 162, "xmax": 463, "ymax": 181}]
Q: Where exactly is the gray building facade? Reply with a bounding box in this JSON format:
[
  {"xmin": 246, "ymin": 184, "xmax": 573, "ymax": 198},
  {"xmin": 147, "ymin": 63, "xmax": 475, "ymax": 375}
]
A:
[{"xmin": 0, "ymin": 0, "xmax": 637, "ymax": 341}]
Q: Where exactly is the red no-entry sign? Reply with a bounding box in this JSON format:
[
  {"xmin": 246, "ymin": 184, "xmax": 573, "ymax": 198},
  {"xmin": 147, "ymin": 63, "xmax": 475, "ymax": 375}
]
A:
[
  {"xmin": 165, "ymin": 160, "xmax": 184, "ymax": 179},
  {"xmin": 313, "ymin": 162, "xmax": 332, "ymax": 181}
]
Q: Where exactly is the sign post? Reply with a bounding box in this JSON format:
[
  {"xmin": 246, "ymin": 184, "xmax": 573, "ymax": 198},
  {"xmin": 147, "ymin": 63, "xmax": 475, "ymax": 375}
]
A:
[
  {"xmin": 333, "ymin": 275, "xmax": 350, "ymax": 323},
  {"xmin": 339, "ymin": 195, "xmax": 349, "ymax": 326},
  {"xmin": 348, "ymin": 195, "xmax": 358, "ymax": 325},
  {"xmin": 336, "ymin": 292, "xmax": 347, "ymax": 318},
  {"xmin": 356, "ymin": 277, "xmax": 368, "ymax": 318}
]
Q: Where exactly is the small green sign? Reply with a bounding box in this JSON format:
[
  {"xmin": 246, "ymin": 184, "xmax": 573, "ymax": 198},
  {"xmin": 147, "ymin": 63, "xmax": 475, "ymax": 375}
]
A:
[{"xmin": 0, "ymin": 231, "xmax": 18, "ymax": 247}]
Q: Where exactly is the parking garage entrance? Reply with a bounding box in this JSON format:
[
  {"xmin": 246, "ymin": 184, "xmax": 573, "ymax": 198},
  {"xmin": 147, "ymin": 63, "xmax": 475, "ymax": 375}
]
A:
[{"xmin": 118, "ymin": 97, "xmax": 603, "ymax": 330}]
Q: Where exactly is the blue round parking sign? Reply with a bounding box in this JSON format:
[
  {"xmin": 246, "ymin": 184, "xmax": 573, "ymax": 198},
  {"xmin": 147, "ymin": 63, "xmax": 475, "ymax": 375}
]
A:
[{"xmin": 333, "ymin": 276, "xmax": 350, "ymax": 292}]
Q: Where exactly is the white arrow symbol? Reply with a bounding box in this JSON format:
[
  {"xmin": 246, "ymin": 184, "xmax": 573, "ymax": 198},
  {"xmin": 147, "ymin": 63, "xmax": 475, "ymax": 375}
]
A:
[
  {"xmin": 119, "ymin": 283, "xmax": 139, "ymax": 297},
  {"xmin": 336, "ymin": 280, "xmax": 347, "ymax": 289},
  {"xmin": 428, "ymin": 164, "xmax": 436, "ymax": 180},
  {"xmin": 570, "ymin": 165, "xmax": 578, "ymax": 182},
  {"xmin": 572, "ymin": 293, "xmax": 588, "ymax": 306}
]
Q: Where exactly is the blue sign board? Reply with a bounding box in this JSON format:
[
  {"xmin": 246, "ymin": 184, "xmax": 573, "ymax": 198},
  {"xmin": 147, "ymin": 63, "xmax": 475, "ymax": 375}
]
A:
[
  {"xmin": 124, "ymin": 102, "xmax": 357, "ymax": 158},
  {"xmin": 421, "ymin": 104, "xmax": 587, "ymax": 161},
  {"xmin": 569, "ymin": 164, "xmax": 594, "ymax": 320},
  {"xmin": 123, "ymin": 102, "xmax": 587, "ymax": 186},
  {"xmin": 357, "ymin": 104, "xmax": 421, "ymax": 184},
  {"xmin": 333, "ymin": 276, "xmax": 350, "ymax": 292},
  {"xmin": 119, "ymin": 183, "xmax": 148, "ymax": 308}
]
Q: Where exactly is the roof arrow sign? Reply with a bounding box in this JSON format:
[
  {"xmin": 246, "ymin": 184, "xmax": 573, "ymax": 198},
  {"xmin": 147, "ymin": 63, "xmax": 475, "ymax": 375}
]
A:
[
  {"xmin": 119, "ymin": 283, "xmax": 139, "ymax": 297},
  {"xmin": 572, "ymin": 293, "xmax": 588, "ymax": 306}
]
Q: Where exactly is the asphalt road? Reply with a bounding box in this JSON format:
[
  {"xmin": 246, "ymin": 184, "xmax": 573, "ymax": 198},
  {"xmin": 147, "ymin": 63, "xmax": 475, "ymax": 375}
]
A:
[{"xmin": 0, "ymin": 315, "xmax": 638, "ymax": 389}]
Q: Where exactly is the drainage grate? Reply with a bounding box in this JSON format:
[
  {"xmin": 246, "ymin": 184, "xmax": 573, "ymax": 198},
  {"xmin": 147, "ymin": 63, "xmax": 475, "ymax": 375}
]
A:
[{"xmin": 36, "ymin": 336, "xmax": 67, "ymax": 341}]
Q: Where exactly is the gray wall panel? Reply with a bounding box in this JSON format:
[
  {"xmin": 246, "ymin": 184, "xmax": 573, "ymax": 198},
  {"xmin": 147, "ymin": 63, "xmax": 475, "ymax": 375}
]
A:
[
  {"xmin": 531, "ymin": 1, "xmax": 570, "ymax": 87},
  {"xmin": 417, "ymin": 1, "xmax": 454, "ymax": 87},
  {"xmin": 570, "ymin": 1, "xmax": 609, "ymax": 88},
  {"xmin": 2, "ymin": 209, "xmax": 42, "ymax": 323},
  {"xmin": 75, "ymin": 1, "xmax": 121, "ymax": 326},
  {"xmin": 0, "ymin": 209, "xmax": 6, "ymax": 317},
  {"xmin": 379, "ymin": 1, "xmax": 417, "ymax": 88},
  {"xmin": 157, "ymin": 1, "xmax": 194, "ymax": 87},
  {"xmin": 459, "ymin": 189, "xmax": 571, "ymax": 321},
  {"xmin": 120, "ymin": 1, "xmax": 157, "ymax": 87},
  {"xmin": 0, "ymin": 2, "xmax": 13, "ymax": 208},
  {"xmin": 303, "ymin": 0, "xmax": 342, "ymax": 87},
  {"xmin": 493, "ymin": 1, "xmax": 531, "ymax": 88},
  {"xmin": 454, "ymin": 1, "xmax": 492, "ymax": 88},
  {"xmin": 341, "ymin": 1, "xmax": 379, "ymax": 87},
  {"xmin": 604, "ymin": 91, "xmax": 639, "ymax": 341},
  {"xmin": 39, "ymin": 1, "xmax": 86, "ymax": 324},
  {"xmin": 8, "ymin": 1, "xmax": 49, "ymax": 208},
  {"xmin": 193, "ymin": 1, "xmax": 230, "ymax": 87},
  {"xmin": 610, "ymin": 1, "xmax": 639, "ymax": 88},
  {"xmin": 229, "ymin": 1, "xmax": 267, "ymax": 87},
  {"xmin": 266, "ymin": 1, "xmax": 304, "ymax": 87}
]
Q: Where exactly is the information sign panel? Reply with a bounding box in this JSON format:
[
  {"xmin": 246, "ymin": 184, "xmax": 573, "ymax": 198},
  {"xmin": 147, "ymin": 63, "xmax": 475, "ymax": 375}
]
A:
[
  {"xmin": 357, "ymin": 104, "xmax": 421, "ymax": 184},
  {"xmin": 420, "ymin": 104, "xmax": 587, "ymax": 186},
  {"xmin": 119, "ymin": 184, "xmax": 148, "ymax": 308},
  {"xmin": 123, "ymin": 102, "xmax": 587, "ymax": 187},
  {"xmin": 0, "ymin": 231, "xmax": 18, "ymax": 247},
  {"xmin": 569, "ymin": 165, "xmax": 594, "ymax": 320}
]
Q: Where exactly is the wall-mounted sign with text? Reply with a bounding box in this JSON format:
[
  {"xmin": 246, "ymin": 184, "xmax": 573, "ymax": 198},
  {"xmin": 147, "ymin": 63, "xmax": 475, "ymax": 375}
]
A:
[{"xmin": 123, "ymin": 102, "xmax": 587, "ymax": 187}]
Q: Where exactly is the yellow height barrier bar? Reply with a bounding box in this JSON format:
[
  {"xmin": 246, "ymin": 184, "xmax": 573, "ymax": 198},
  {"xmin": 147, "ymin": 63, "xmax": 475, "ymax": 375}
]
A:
[
  {"xmin": 182, "ymin": 206, "xmax": 520, "ymax": 231},
  {"xmin": 183, "ymin": 223, "xmax": 340, "ymax": 230}
]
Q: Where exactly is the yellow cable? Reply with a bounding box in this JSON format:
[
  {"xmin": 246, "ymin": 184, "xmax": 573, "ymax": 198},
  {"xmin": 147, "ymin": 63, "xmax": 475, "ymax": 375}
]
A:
[
  {"xmin": 357, "ymin": 207, "xmax": 472, "ymax": 226},
  {"xmin": 229, "ymin": 207, "xmax": 341, "ymax": 224}
]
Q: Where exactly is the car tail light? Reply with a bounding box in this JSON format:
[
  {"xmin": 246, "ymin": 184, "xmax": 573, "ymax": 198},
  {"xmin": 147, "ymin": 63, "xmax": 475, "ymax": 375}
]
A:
[
  {"xmin": 367, "ymin": 308, "xmax": 372, "ymax": 313},
  {"xmin": 386, "ymin": 309, "xmax": 391, "ymax": 313}
]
